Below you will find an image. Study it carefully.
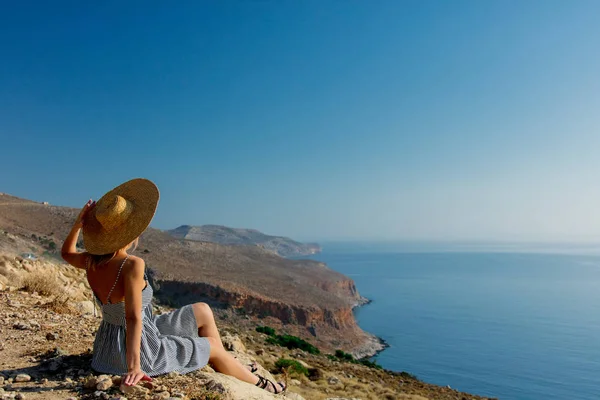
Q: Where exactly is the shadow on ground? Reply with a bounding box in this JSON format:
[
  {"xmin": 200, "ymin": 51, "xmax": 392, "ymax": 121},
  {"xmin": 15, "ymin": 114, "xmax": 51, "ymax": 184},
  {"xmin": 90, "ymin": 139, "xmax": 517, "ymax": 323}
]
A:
[{"xmin": 1, "ymin": 348, "xmax": 93, "ymax": 394}]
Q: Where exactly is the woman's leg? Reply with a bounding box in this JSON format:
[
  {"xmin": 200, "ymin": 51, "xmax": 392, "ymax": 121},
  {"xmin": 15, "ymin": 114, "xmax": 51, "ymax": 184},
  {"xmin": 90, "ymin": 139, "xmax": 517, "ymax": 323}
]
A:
[
  {"xmin": 192, "ymin": 302, "xmax": 223, "ymax": 348},
  {"xmin": 192, "ymin": 303, "xmax": 258, "ymax": 373},
  {"xmin": 207, "ymin": 338, "xmax": 285, "ymax": 393},
  {"xmin": 207, "ymin": 337, "xmax": 259, "ymax": 384}
]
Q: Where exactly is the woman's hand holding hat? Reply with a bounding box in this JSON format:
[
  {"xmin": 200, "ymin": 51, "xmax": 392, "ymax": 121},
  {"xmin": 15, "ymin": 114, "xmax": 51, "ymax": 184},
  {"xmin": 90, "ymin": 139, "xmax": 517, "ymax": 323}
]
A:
[{"xmin": 75, "ymin": 199, "xmax": 96, "ymax": 229}]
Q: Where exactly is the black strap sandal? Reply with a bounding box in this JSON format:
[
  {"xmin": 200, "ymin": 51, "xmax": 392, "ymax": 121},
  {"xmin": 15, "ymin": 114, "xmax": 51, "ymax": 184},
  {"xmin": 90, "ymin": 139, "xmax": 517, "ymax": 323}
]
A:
[
  {"xmin": 255, "ymin": 374, "xmax": 286, "ymax": 394},
  {"xmin": 249, "ymin": 361, "xmax": 258, "ymax": 373}
]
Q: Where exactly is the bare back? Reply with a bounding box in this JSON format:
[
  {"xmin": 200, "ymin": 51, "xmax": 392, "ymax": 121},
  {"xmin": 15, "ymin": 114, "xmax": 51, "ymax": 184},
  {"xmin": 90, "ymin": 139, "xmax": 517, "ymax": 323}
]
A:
[{"xmin": 87, "ymin": 254, "xmax": 143, "ymax": 304}]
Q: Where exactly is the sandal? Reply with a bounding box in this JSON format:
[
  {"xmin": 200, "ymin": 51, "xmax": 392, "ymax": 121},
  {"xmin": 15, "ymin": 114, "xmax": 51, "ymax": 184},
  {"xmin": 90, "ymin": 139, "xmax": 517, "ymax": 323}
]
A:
[
  {"xmin": 255, "ymin": 374, "xmax": 286, "ymax": 394},
  {"xmin": 248, "ymin": 361, "xmax": 258, "ymax": 374}
]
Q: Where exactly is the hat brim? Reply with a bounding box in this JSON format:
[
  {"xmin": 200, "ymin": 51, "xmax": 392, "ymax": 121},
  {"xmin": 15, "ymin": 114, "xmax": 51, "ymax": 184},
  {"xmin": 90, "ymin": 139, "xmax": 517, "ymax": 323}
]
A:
[{"xmin": 83, "ymin": 178, "xmax": 159, "ymax": 255}]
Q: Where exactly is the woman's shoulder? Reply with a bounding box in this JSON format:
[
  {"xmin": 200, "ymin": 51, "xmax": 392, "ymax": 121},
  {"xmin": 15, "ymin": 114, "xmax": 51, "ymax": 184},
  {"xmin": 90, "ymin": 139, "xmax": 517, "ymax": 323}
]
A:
[
  {"xmin": 123, "ymin": 255, "xmax": 146, "ymax": 276},
  {"xmin": 126, "ymin": 254, "xmax": 145, "ymax": 264}
]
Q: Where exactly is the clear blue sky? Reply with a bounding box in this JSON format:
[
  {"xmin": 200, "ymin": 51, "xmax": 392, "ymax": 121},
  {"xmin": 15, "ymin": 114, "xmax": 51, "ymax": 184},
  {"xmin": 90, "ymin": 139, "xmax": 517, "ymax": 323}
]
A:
[{"xmin": 2, "ymin": 1, "xmax": 600, "ymax": 242}]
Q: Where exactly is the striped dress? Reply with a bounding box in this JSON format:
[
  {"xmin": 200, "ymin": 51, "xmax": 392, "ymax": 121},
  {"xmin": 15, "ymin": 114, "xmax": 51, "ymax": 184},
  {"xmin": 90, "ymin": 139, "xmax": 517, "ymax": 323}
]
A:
[{"xmin": 89, "ymin": 257, "xmax": 211, "ymax": 376}]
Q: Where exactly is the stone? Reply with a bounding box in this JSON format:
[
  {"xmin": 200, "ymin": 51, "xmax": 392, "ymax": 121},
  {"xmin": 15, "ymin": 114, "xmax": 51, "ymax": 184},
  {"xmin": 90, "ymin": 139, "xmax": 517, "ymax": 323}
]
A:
[
  {"xmin": 205, "ymin": 379, "xmax": 227, "ymax": 393},
  {"xmin": 14, "ymin": 395, "xmax": 25, "ymax": 400},
  {"xmin": 327, "ymin": 376, "xmax": 340, "ymax": 385},
  {"xmin": 308, "ymin": 368, "xmax": 323, "ymax": 381},
  {"xmin": 47, "ymin": 360, "xmax": 61, "ymax": 372},
  {"xmin": 85, "ymin": 376, "xmax": 99, "ymax": 389},
  {"xmin": 291, "ymin": 379, "xmax": 302, "ymax": 386},
  {"xmin": 12, "ymin": 322, "xmax": 30, "ymax": 330},
  {"xmin": 152, "ymin": 392, "xmax": 171, "ymax": 400},
  {"xmin": 14, "ymin": 374, "xmax": 31, "ymax": 383},
  {"xmin": 193, "ymin": 371, "xmax": 290, "ymax": 399},
  {"xmin": 76, "ymin": 301, "xmax": 96, "ymax": 315},
  {"xmin": 27, "ymin": 320, "xmax": 40, "ymax": 330},
  {"xmin": 324, "ymin": 398, "xmax": 361, "ymax": 400},
  {"xmin": 0, "ymin": 377, "xmax": 4, "ymax": 385},
  {"xmin": 96, "ymin": 378, "xmax": 112, "ymax": 391},
  {"xmin": 285, "ymin": 394, "xmax": 306, "ymax": 400},
  {"xmin": 201, "ymin": 364, "xmax": 215, "ymax": 373},
  {"xmin": 45, "ymin": 332, "xmax": 58, "ymax": 340},
  {"xmin": 39, "ymin": 378, "xmax": 48, "ymax": 384},
  {"xmin": 141, "ymin": 381, "xmax": 154, "ymax": 390},
  {"xmin": 222, "ymin": 334, "xmax": 246, "ymax": 353},
  {"xmin": 50, "ymin": 347, "xmax": 67, "ymax": 357},
  {"xmin": 297, "ymin": 360, "xmax": 311, "ymax": 369},
  {"xmin": 119, "ymin": 383, "xmax": 149, "ymax": 396}
]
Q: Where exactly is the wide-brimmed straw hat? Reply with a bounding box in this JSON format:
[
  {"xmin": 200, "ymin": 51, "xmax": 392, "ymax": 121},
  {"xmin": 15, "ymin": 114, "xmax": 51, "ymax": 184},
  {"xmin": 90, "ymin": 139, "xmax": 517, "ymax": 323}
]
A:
[{"xmin": 83, "ymin": 178, "xmax": 159, "ymax": 255}]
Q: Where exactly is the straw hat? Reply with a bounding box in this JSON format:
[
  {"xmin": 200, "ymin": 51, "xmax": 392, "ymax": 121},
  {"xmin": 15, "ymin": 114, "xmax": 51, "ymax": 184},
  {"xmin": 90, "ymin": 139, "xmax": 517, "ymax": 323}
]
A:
[{"xmin": 83, "ymin": 178, "xmax": 159, "ymax": 255}]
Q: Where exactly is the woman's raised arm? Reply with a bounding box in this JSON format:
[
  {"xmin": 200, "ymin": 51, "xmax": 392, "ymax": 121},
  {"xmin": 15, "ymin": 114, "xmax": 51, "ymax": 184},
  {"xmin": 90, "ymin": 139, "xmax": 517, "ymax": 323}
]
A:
[{"xmin": 61, "ymin": 200, "xmax": 94, "ymax": 269}]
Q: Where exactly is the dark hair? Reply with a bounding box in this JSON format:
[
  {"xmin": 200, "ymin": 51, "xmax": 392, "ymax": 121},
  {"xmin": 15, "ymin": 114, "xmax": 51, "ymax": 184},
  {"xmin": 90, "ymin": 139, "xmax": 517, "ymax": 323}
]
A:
[
  {"xmin": 88, "ymin": 238, "xmax": 139, "ymax": 270},
  {"xmin": 88, "ymin": 252, "xmax": 117, "ymax": 269}
]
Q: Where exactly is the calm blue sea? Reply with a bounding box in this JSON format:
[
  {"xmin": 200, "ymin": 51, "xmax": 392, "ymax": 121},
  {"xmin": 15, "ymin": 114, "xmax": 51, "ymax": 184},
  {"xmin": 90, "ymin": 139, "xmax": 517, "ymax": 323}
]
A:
[{"xmin": 310, "ymin": 244, "xmax": 600, "ymax": 400}]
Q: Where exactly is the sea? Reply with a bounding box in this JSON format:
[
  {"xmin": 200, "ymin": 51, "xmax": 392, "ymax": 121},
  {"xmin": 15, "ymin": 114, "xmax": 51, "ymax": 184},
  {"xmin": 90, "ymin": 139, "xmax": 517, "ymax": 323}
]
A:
[{"xmin": 308, "ymin": 242, "xmax": 600, "ymax": 400}]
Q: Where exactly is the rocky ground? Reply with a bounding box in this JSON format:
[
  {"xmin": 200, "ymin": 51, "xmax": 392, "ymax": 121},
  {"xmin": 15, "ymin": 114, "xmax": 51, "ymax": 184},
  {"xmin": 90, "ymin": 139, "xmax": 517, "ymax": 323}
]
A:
[{"xmin": 0, "ymin": 252, "xmax": 496, "ymax": 400}]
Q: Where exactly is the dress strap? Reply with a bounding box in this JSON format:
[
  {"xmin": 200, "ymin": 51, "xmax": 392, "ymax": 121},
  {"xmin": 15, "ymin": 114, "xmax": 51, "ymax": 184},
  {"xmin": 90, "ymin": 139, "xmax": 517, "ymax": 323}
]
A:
[{"xmin": 105, "ymin": 255, "xmax": 129, "ymax": 304}]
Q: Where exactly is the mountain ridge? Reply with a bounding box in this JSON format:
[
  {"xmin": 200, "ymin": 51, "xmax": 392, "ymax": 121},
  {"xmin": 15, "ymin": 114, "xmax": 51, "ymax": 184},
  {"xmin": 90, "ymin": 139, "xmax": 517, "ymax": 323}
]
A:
[{"xmin": 168, "ymin": 224, "xmax": 321, "ymax": 258}]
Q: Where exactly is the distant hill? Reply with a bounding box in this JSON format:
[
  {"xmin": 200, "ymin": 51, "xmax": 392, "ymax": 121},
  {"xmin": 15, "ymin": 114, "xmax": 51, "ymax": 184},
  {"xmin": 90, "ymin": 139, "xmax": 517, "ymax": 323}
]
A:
[{"xmin": 167, "ymin": 225, "xmax": 321, "ymax": 258}]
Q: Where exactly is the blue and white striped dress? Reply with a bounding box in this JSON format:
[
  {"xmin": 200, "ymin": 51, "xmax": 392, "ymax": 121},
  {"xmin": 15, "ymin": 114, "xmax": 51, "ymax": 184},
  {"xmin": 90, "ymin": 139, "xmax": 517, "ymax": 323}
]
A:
[{"xmin": 89, "ymin": 260, "xmax": 211, "ymax": 376}]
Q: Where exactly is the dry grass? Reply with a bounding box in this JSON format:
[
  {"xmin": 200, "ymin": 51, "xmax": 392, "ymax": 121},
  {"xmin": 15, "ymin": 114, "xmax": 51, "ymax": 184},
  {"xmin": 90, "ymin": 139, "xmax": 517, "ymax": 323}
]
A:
[
  {"xmin": 22, "ymin": 270, "xmax": 62, "ymax": 296},
  {"xmin": 41, "ymin": 292, "xmax": 76, "ymax": 314},
  {"xmin": 22, "ymin": 270, "xmax": 78, "ymax": 313},
  {"xmin": 0, "ymin": 257, "xmax": 22, "ymax": 287}
]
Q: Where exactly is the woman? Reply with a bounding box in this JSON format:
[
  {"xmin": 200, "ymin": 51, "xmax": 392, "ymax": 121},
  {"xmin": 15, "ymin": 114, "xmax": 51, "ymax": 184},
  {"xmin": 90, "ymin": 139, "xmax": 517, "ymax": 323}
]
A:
[{"xmin": 61, "ymin": 178, "xmax": 285, "ymax": 393}]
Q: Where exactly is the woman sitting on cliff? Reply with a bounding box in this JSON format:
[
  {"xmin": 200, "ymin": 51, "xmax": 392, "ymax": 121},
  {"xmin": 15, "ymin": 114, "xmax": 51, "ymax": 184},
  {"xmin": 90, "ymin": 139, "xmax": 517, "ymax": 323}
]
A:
[{"xmin": 61, "ymin": 178, "xmax": 286, "ymax": 393}]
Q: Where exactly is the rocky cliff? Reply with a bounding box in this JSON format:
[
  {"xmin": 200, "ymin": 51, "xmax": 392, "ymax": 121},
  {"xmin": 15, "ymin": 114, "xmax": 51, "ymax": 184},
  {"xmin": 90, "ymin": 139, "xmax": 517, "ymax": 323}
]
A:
[{"xmin": 167, "ymin": 225, "xmax": 321, "ymax": 258}]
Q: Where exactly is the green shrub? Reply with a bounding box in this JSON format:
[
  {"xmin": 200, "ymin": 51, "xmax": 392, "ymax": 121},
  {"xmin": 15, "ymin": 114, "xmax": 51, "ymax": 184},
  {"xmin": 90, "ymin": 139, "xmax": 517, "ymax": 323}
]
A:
[
  {"xmin": 266, "ymin": 334, "xmax": 320, "ymax": 354},
  {"xmin": 256, "ymin": 326, "xmax": 276, "ymax": 336},
  {"xmin": 274, "ymin": 358, "xmax": 309, "ymax": 376},
  {"xmin": 335, "ymin": 349, "xmax": 354, "ymax": 362},
  {"xmin": 359, "ymin": 359, "xmax": 383, "ymax": 370},
  {"xmin": 256, "ymin": 326, "xmax": 320, "ymax": 354},
  {"xmin": 330, "ymin": 349, "xmax": 383, "ymax": 370},
  {"xmin": 399, "ymin": 371, "xmax": 418, "ymax": 380}
]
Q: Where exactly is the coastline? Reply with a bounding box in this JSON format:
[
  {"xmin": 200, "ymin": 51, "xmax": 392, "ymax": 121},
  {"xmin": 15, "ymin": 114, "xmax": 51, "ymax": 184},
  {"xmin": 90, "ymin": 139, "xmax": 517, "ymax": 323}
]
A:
[{"xmin": 351, "ymin": 295, "xmax": 390, "ymax": 360}]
